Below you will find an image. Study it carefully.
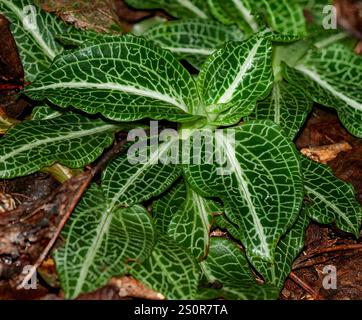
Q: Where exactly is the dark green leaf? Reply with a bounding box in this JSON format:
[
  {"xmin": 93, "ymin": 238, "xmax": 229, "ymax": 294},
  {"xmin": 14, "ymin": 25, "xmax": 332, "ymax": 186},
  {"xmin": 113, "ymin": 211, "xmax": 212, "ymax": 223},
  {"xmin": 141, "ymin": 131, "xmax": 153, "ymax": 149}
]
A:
[
  {"xmin": 184, "ymin": 121, "xmax": 304, "ymax": 261},
  {"xmin": 0, "ymin": 114, "xmax": 121, "ymax": 178},
  {"xmin": 168, "ymin": 185, "xmax": 221, "ymax": 260},
  {"xmin": 54, "ymin": 185, "xmax": 156, "ymax": 299},
  {"xmin": 198, "ymin": 35, "xmax": 273, "ymax": 124},
  {"xmin": 248, "ymin": 210, "xmax": 310, "ymax": 289},
  {"xmin": 130, "ymin": 235, "xmax": 200, "ymax": 300},
  {"xmin": 284, "ymin": 44, "xmax": 362, "ymax": 138},
  {"xmin": 246, "ymin": 81, "xmax": 312, "ymax": 140},
  {"xmin": 144, "ymin": 19, "xmax": 244, "ymax": 70},
  {"xmin": 199, "ymin": 237, "xmax": 279, "ymax": 299},
  {"xmin": 153, "ymin": 180, "xmax": 187, "ymax": 233},
  {"xmin": 302, "ymin": 156, "xmax": 362, "ymax": 236},
  {"xmin": 125, "ymin": 0, "xmax": 211, "ymax": 19},
  {"xmin": 24, "ymin": 35, "xmax": 202, "ymax": 123}
]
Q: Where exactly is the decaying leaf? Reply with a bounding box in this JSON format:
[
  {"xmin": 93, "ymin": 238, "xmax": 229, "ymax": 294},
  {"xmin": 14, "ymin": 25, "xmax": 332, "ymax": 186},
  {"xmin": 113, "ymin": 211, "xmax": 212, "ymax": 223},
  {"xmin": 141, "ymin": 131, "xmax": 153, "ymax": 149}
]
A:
[
  {"xmin": 301, "ymin": 142, "xmax": 353, "ymax": 164},
  {"xmin": 38, "ymin": 0, "xmax": 123, "ymax": 33}
]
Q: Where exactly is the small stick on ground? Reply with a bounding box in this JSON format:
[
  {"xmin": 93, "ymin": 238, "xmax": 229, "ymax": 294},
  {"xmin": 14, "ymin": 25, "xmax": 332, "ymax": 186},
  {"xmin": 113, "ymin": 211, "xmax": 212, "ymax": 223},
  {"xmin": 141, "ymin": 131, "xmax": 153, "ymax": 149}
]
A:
[
  {"xmin": 307, "ymin": 243, "xmax": 362, "ymax": 256},
  {"xmin": 293, "ymin": 255, "xmax": 335, "ymax": 270},
  {"xmin": 289, "ymin": 272, "xmax": 321, "ymax": 300},
  {"xmin": 294, "ymin": 243, "xmax": 362, "ymax": 266}
]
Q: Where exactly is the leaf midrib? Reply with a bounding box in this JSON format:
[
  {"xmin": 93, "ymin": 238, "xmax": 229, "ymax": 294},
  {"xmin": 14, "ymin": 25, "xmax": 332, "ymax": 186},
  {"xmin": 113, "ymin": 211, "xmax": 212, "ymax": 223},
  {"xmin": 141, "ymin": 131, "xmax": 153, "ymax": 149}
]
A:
[
  {"xmin": 177, "ymin": 0, "xmax": 208, "ymax": 19},
  {"xmin": 192, "ymin": 191, "xmax": 211, "ymax": 256},
  {"xmin": 232, "ymin": 0, "xmax": 259, "ymax": 32},
  {"xmin": 26, "ymin": 82, "xmax": 189, "ymax": 112},
  {"xmin": 217, "ymin": 38, "xmax": 263, "ymax": 104},
  {"xmin": 272, "ymin": 83, "xmax": 281, "ymax": 124},
  {"xmin": 163, "ymin": 47, "xmax": 215, "ymax": 56},
  {"xmin": 108, "ymin": 138, "xmax": 178, "ymax": 208},
  {"xmin": 295, "ymin": 65, "xmax": 362, "ymax": 112},
  {"xmin": 72, "ymin": 205, "xmax": 113, "ymax": 298},
  {"xmin": 218, "ymin": 133, "xmax": 269, "ymax": 257},
  {"xmin": 305, "ymin": 185, "xmax": 356, "ymax": 231}
]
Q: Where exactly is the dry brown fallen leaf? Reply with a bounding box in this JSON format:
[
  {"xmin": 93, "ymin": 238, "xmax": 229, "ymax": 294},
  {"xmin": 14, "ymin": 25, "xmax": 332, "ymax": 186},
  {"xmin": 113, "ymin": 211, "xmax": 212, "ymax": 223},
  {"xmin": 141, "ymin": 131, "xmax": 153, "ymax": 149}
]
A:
[
  {"xmin": 38, "ymin": 0, "xmax": 123, "ymax": 33},
  {"xmin": 300, "ymin": 142, "xmax": 352, "ymax": 164},
  {"xmin": 110, "ymin": 276, "xmax": 165, "ymax": 300},
  {"xmin": 0, "ymin": 192, "xmax": 16, "ymax": 213}
]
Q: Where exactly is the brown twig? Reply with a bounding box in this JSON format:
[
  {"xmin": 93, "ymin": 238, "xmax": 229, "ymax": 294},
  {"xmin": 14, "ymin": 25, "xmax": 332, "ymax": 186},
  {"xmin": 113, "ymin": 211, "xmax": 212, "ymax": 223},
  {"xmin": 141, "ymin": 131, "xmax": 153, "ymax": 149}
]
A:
[
  {"xmin": 0, "ymin": 84, "xmax": 24, "ymax": 90},
  {"xmin": 294, "ymin": 244, "xmax": 362, "ymax": 266},
  {"xmin": 293, "ymin": 255, "xmax": 335, "ymax": 270},
  {"xmin": 289, "ymin": 272, "xmax": 321, "ymax": 300},
  {"xmin": 17, "ymin": 138, "xmax": 127, "ymax": 288},
  {"xmin": 308, "ymin": 243, "xmax": 362, "ymax": 256},
  {"xmin": 18, "ymin": 173, "xmax": 92, "ymax": 288}
]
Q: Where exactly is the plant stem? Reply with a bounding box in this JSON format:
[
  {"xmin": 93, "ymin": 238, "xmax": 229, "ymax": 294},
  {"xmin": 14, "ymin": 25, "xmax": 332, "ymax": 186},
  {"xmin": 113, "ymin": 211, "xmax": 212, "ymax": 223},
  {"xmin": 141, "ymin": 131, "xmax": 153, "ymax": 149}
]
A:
[
  {"xmin": 272, "ymin": 46, "xmax": 283, "ymax": 82},
  {"xmin": 179, "ymin": 118, "xmax": 218, "ymax": 140},
  {"xmin": 0, "ymin": 108, "xmax": 20, "ymax": 134},
  {"xmin": 41, "ymin": 163, "xmax": 82, "ymax": 183}
]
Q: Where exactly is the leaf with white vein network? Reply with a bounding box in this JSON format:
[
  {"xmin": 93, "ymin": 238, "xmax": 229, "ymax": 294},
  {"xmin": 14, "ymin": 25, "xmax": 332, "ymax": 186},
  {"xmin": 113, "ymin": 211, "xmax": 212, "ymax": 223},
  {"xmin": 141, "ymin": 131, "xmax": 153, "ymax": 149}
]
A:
[
  {"xmin": 199, "ymin": 237, "xmax": 279, "ymax": 300},
  {"xmin": 183, "ymin": 120, "xmax": 304, "ymax": 261},
  {"xmin": 301, "ymin": 156, "xmax": 362, "ymax": 237},
  {"xmin": 255, "ymin": 0, "xmax": 307, "ymax": 36},
  {"xmin": 31, "ymin": 104, "xmax": 62, "ymax": 120},
  {"xmin": 284, "ymin": 44, "xmax": 362, "ymax": 138},
  {"xmin": 0, "ymin": 114, "xmax": 122, "ymax": 179},
  {"xmin": 207, "ymin": 0, "xmax": 260, "ymax": 34},
  {"xmin": 198, "ymin": 35, "xmax": 273, "ymax": 122},
  {"xmin": 130, "ymin": 235, "xmax": 200, "ymax": 300},
  {"xmin": 56, "ymin": 30, "xmax": 115, "ymax": 46},
  {"xmin": 168, "ymin": 185, "xmax": 221, "ymax": 260},
  {"xmin": 263, "ymin": 30, "xmax": 301, "ymax": 43},
  {"xmin": 248, "ymin": 210, "xmax": 310, "ymax": 289},
  {"xmin": 0, "ymin": 0, "xmax": 70, "ymax": 81},
  {"xmin": 246, "ymin": 81, "xmax": 313, "ymax": 140},
  {"xmin": 206, "ymin": 0, "xmax": 234, "ymax": 26},
  {"xmin": 24, "ymin": 35, "xmax": 202, "ymax": 123},
  {"xmin": 213, "ymin": 214, "xmax": 240, "ymax": 240},
  {"xmin": 54, "ymin": 138, "xmax": 182, "ymax": 298},
  {"xmin": 144, "ymin": 19, "xmax": 244, "ymax": 70},
  {"xmin": 102, "ymin": 138, "xmax": 182, "ymax": 207},
  {"xmin": 54, "ymin": 185, "xmax": 155, "ymax": 299},
  {"xmin": 153, "ymin": 180, "xmax": 187, "ymax": 233},
  {"xmin": 125, "ymin": 0, "xmax": 211, "ymax": 19}
]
